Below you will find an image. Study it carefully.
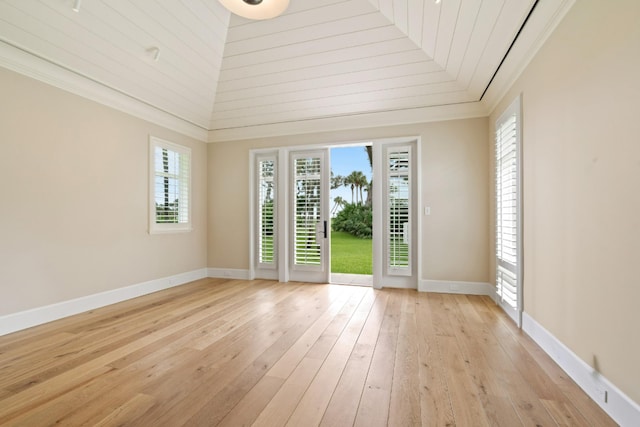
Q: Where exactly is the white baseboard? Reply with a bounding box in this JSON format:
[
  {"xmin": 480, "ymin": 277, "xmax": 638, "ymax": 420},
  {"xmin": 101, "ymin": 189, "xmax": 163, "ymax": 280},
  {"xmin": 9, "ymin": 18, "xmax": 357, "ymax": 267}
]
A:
[
  {"xmin": 207, "ymin": 268, "xmax": 251, "ymax": 280},
  {"xmin": 419, "ymin": 280, "xmax": 496, "ymax": 300},
  {"xmin": 523, "ymin": 312, "xmax": 640, "ymax": 427},
  {"xmin": 0, "ymin": 268, "xmax": 208, "ymax": 337}
]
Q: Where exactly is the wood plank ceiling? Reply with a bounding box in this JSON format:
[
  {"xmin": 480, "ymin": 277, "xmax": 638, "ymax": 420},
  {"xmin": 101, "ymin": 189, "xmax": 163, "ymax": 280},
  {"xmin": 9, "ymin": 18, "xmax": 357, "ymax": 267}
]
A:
[{"xmin": 0, "ymin": 0, "xmax": 536, "ymax": 137}]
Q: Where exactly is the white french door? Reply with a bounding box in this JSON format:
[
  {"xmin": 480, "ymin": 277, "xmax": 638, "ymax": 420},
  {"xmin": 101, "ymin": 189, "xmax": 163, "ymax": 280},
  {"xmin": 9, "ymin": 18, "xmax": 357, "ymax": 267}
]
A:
[
  {"xmin": 252, "ymin": 141, "xmax": 419, "ymax": 289},
  {"xmin": 288, "ymin": 150, "xmax": 330, "ymax": 283}
]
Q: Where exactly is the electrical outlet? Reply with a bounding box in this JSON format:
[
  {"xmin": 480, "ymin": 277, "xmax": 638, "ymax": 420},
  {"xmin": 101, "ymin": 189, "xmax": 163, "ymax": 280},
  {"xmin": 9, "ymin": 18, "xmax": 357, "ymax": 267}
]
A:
[{"xmin": 596, "ymin": 385, "xmax": 608, "ymax": 403}]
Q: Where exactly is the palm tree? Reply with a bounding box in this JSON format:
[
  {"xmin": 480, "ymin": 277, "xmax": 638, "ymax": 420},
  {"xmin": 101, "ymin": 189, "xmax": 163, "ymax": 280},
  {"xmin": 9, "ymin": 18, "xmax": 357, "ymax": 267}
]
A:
[
  {"xmin": 344, "ymin": 171, "xmax": 358, "ymax": 203},
  {"xmin": 331, "ymin": 196, "xmax": 345, "ymax": 215},
  {"xmin": 364, "ymin": 145, "xmax": 372, "ymax": 168},
  {"xmin": 364, "ymin": 145, "xmax": 373, "ymax": 206},
  {"xmin": 353, "ymin": 171, "xmax": 368, "ymax": 205},
  {"xmin": 331, "ymin": 171, "xmax": 344, "ymax": 190}
]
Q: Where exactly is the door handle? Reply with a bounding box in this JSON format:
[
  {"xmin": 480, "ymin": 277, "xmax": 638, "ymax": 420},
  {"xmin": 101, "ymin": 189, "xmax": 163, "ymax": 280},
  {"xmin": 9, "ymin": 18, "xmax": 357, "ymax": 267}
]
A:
[{"xmin": 323, "ymin": 220, "xmax": 327, "ymax": 239}]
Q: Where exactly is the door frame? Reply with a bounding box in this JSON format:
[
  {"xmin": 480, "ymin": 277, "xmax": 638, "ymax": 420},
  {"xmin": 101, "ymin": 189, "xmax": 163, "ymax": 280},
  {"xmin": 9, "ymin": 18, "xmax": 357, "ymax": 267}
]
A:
[{"xmin": 249, "ymin": 136, "xmax": 421, "ymax": 289}]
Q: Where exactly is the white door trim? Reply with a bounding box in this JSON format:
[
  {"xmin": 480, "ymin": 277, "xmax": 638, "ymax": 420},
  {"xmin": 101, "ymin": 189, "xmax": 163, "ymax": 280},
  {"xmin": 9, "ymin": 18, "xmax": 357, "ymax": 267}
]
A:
[{"xmin": 249, "ymin": 135, "xmax": 421, "ymax": 288}]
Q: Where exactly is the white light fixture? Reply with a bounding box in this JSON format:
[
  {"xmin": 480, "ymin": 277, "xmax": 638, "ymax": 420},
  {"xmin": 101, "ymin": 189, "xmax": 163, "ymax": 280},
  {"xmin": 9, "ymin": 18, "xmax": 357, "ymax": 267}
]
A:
[
  {"xmin": 72, "ymin": 0, "xmax": 82, "ymax": 12},
  {"xmin": 218, "ymin": 0, "xmax": 289, "ymax": 20}
]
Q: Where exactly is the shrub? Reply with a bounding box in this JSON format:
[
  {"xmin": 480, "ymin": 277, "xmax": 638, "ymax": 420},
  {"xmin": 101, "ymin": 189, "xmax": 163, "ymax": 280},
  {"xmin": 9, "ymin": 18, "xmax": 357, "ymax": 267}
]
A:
[{"xmin": 332, "ymin": 203, "xmax": 372, "ymax": 238}]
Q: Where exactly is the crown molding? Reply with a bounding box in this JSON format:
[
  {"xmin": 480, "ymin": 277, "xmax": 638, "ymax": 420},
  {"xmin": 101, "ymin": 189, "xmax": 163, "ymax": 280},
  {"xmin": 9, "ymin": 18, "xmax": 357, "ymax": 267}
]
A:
[
  {"xmin": 0, "ymin": 40, "xmax": 208, "ymax": 141},
  {"xmin": 208, "ymin": 101, "xmax": 488, "ymax": 143}
]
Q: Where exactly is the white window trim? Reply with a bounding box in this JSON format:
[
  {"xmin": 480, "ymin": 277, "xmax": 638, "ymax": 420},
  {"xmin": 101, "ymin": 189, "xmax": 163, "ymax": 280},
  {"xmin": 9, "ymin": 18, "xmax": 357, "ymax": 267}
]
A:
[
  {"xmin": 384, "ymin": 144, "xmax": 412, "ymax": 277},
  {"xmin": 149, "ymin": 136, "xmax": 192, "ymax": 234},
  {"xmin": 372, "ymin": 138, "xmax": 420, "ymax": 290},
  {"xmin": 495, "ymin": 95, "xmax": 523, "ymax": 326},
  {"xmin": 256, "ymin": 153, "xmax": 278, "ymax": 270}
]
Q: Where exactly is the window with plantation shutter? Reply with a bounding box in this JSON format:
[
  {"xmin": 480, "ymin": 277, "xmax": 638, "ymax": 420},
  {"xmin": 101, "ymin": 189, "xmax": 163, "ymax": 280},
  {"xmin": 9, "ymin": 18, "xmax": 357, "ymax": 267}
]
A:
[
  {"xmin": 149, "ymin": 137, "xmax": 191, "ymax": 233},
  {"xmin": 257, "ymin": 156, "xmax": 276, "ymax": 266},
  {"xmin": 293, "ymin": 156, "xmax": 322, "ymax": 267},
  {"xmin": 386, "ymin": 146, "xmax": 411, "ymax": 275},
  {"xmin": 495, "ymin": 97, "xmax": 522, "ymax": 324}
]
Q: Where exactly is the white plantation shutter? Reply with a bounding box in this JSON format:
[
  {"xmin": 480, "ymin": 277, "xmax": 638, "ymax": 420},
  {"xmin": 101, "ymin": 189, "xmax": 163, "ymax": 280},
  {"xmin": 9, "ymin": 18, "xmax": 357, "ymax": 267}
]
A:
[
  {"xmin": 495, "ymin": 98, "xmax": 522, "ymax": 323},
  {"xmin": 149, "ymin": 137, "xmax": 191, "ymax": 233},
  {"xmin": 386, "ymin": 146, "xmax": 411, "ymax": 275},
  {"xmin": 258, "ymin": 156, "xmax": 276, "ymax": 266},
  {"xmin": 293, "ymin": 156, "xmax": 322, "ymax": 266}
]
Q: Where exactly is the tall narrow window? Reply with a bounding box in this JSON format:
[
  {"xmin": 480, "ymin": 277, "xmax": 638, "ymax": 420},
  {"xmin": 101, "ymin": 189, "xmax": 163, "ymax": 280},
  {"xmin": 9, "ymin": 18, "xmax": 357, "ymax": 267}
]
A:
[
  {"xmin": 386, "ymin": 146, "xmax": 411, "ymax": 275},
  {"xmin": 293, "ymin": 155, "xmax": 322, "ymax": 266},
  {"xmin": 149, "ymin": 137, "xmax": 191, "ymax": 233},
  {"xmin": 258, "ymin": 156, "xmax": 277, "ymax": 266},
  {"xmin": 495, "ymin": 97, "xmax": 522, "ymax": 324}
]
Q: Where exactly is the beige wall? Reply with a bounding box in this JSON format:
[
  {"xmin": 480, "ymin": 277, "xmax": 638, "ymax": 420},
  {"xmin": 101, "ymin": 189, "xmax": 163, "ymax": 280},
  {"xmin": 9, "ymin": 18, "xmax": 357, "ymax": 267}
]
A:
[
  {"xmin": 208, "ymin": 118, "xmax": 489, "ymax": 283},
  {"xmin": 490, "ymin": 0, "xmax": 640, "ymax": 403},
  {"xmin": 0, "ymin": 68, "xmax": 208, "ymax": 316}
]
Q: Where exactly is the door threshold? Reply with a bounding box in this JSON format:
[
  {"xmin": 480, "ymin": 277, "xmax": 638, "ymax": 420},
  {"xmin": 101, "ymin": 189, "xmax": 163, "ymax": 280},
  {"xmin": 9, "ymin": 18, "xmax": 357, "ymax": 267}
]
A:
[{"xmin": 330, "ymin": 273, "xmax": 373, "ymax": 287}]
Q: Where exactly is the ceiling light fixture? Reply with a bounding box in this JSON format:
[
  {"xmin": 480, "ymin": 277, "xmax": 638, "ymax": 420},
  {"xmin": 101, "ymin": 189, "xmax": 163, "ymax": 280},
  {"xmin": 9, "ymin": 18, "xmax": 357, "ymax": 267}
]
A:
[
  {"xmin": 72, "ymin": 0, "xmax": 82, "ymax": 12},
  {"xmin": 218, "ymin": 0, "xmax": 289, "ymax": 20}
]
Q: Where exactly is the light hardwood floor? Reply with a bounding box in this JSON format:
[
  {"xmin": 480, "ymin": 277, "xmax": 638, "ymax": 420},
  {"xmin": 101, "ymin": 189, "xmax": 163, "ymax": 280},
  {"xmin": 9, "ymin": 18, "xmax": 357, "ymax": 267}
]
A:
[{"xmin": 0, "ymin": 279, "xmax": 616, "ymax": 426}]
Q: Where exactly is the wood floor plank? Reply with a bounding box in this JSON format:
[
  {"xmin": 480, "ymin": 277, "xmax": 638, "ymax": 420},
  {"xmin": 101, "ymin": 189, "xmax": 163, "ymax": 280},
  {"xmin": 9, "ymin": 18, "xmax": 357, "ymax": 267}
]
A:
[
  {"xmin": 285, "ymin": 289, "xmax": 377, "ymax": 427},
  {"xmin": 541, "ymin": 398, "xmax": 591, "ymax": 427},
  {"xmin": 304, "ymin": 288, "xmax": 368, "ymax": 360},
  {"xmin": 353, "ymin": 290, "xmax": 403, "ymax": 427},
  {"xmin": 464, "ymin": 296, "xmax": 561, "ymax": 426},
  {"xmin": 216, "ymin": 375, "xmax": 285, "ymax": 427},
  {"xmin": 129, "ymin": 283, "xmax": 339, "ymax": 425},
  {"xmin": 475, "ymin": 297, "xmax": 616, "ymax": 427},
  {"xmin": 319, "ymin": 292, "xmax": 389, "ymax": 427},
  {"xmin": 187, "ymin": 281, "xmax": 303, "ymax": 351},
  {"xmin": 267, "ymin": 289, "xmax": 356, "ymax": 379},
  {"xmin": 416, "ymin": 292, "xmax": 455, "ymax": 427},
  {"xmin": 436, "ymin": 333, "xmax": 491, "ymax": 427},
  {"xmin": 252, "ymin": 357, "xmax": 325, "ymax": 427},
  {"xmin": 446, "ymin": 295, "xmax": 524, "ymax": 426},
  {"xmin": 426, "ymin": 293, "xmax": 455, "ymax": 337},
  {"xmin": 0, "ymin": 281, "xmax": 617, "ymax": 427},
  {"xmin": 0, "ymin": 279, "xmax": 261, "ymax": 392},
  {"xmin": 93, "ymin": 393, "xmax": 156, "ymax": 427},
  {"xmin": 387, "ymin": 290, "xmax": 421, "ymax": 426},
  {"xmin": 185, "ymin": 287, "xmax": 366, "ymax": 426},
  {"xmin": 0, "ymin": 279, "xmax": 209, "ymax": 346},
  {"xmin": 59, "ymin": 348, "xmax": 199, "ymax": 426}
]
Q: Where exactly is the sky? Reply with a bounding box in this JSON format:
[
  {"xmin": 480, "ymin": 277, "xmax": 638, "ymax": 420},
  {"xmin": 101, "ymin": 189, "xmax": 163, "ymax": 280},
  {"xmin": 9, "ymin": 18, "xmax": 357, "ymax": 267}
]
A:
[{"xmin": 330, "ymin": 146, "xmax": 372, "ymax": 214}]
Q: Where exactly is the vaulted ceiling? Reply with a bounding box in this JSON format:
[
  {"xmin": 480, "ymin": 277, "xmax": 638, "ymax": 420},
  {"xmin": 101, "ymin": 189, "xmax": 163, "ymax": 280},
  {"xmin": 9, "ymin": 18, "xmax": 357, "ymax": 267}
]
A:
[{"xmin": 0, "ymin": 0, "xmax": 574, "ymax": 141}]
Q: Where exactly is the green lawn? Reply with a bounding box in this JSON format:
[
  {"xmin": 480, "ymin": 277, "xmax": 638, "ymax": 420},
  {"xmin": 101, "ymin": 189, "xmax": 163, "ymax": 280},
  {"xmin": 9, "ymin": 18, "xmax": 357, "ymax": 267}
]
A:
[
  {"xmin": 259, "ymin": 231, "xmax": 373, "ymax": 274},
  {"xmin": 331, "ymin": 231, "xmax": 372, "ymax": 275}
]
